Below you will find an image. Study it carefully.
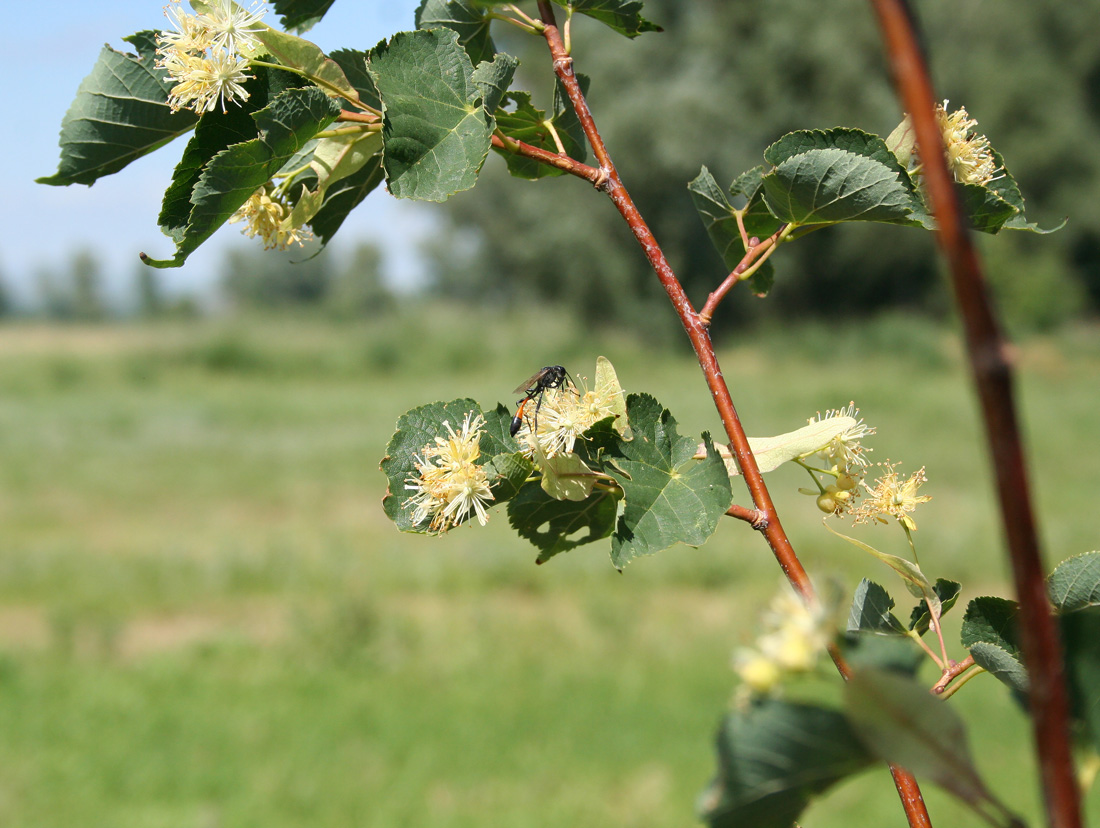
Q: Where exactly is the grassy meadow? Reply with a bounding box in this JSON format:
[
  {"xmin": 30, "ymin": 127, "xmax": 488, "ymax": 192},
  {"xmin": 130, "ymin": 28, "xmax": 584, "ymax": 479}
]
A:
[{"xmin": 0, "ymin": 308, "xmax": 1098, "ymax": 827}]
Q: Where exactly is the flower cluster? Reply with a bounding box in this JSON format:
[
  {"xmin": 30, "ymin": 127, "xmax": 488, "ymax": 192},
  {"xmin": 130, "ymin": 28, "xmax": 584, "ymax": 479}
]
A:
[
  {"xmin": 733, "ymin": 588, "xmax": 830, "ymax": 700},
  {"xmin": 803, "ymin": 403, "xmax": 875, "ymax": 516},
  {"xmin": 514, "ymin": 375, "xmax": 619, "ymax": 459},
  {"xmin": 935, "ymin": 101, "xmax": 1002, "ymax": 187},
  {"xmin": 853, "ymin": 461, "xmax": 932, "ymax": 532},
  {"xmin": 228, "ymin": 186, "xmax": 312, "ymax": 250},
  {"xmin": 404, "ymin": 412, "xmax": 495, "ymax": 534},
  {"xmin": 156, "ymin": 0, "xmax": 267, "ymax": 113}
]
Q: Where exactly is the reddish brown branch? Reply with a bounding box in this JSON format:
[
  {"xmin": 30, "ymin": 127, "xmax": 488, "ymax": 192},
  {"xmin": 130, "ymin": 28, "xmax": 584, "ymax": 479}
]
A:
[
  {"xmin": 535, "ymin": 3, "xmax": 933, "ymax": 826},
  {"xmin": 932, "ymin": 656, "xmax": 975, "ymax": 695},
  {"xmin": 699, "ymin": 227, "xmax": 785, "ymax": 323},
  {"xmin": 489, "ymin": 134, "xmax": 603, "ymax": 183},
  {"xmin": 870, "ymin": 4, "xmax": 1081, "ymax": 828},
  {"xmin": 338, "ymin": 109, "xmax": 379, "ymax": 124},
  {"xmin": 726, "ymin": 503, "xmax": 768, "ymax": 529}
]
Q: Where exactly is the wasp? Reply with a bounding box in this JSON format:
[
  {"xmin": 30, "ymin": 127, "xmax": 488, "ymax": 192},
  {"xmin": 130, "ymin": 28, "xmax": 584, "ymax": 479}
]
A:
[{"xmin": 509, "ymin": 365, "xmax": 575, "ymax": 437}]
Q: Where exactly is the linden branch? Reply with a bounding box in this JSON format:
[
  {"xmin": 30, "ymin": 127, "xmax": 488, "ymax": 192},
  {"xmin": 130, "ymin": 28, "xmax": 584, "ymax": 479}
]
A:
[
  {"xmin": 870, "ymin": 4, "xmax": 1082, "ymax": 828},
  {"xmin": 532, "ymin": 3, "xmax": 934, "ymax": 827}
]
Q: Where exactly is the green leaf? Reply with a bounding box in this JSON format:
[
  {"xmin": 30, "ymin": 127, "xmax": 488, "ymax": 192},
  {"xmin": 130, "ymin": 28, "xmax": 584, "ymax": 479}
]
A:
[
  {"xmin": 38, "ymin": 32, "xmax": 199, "ymax": 187},
  {"xmin": 369, "ymin": 28, "xmax": 492, "ymax": 202},
  {"xmin": 847, "ymin": 579, "xmax": 907, "ymax": 635},
  {"xmin": 309, "ymin": 154, "xmax": 385, "ymax": 245},
  {"xmin": 493, "ymin": 94, "xmax": 560, "ymax": 180},
  {"xmin": 380, "ymin": 398, "xmax": 483, "ymax": 531},
  {"xmin": 1061, "ymin": 608, "xmax": 1100, "ymax": 755},
  {"xmin": 960, "ymin": 596, "xmax": 1020, "ymax": 653},
  {"xmin": 471, "ymin": 53, "xmax": 519, "ymax": 116},
  {"xmin": 839, "ymin": 631, "xmax": 923, "ymax": 677},
  {"xmin": 286, "ymin": 131, "xmax": 383, "ymax": 231},
  {"xmin": 508, "ymin": 484, "xmax": 619, "ymax": 564},
  {"xmin": 762, "ymin": 150, "xmax": 917, "ymax": 226},
  {"xmin": 687, "ymin": 166, "xmax": 778, "ymax": 297},
  {"xmin": 145, "ymin": 85, "xmax": 341, "ymax": 268},
  {"xmin": 823, "ymin": 522, "xmax": 935, "ymax": 605},
  {"xmin": 483, "ymin": 452, "xmax": 535, "ymax": 503},
  {"xmin": 909, "ymin": 578, "xmax": 961, "ymax": 636},
  {"xmin": 550, "ymin": 0, "xmax": 663, "ymax": 38},
  {"xmin": 477, "ymin": 402, "xmax": 525, "ymax": 458},
  {"xmin": 984, "ymin": 149, "xmax": 1063, "ymax": 234},
  {"xmin": 957, "ymin": 182, "xmax": 1017, "ymax": 234},
  {"xmin": 763, "ymin": 128, "xmax": 909, "ymax": 172},
  {"xmin": 415, "ymin": 0, "xmax": 497, "ymax": 66},
  {"xmin": 699, "ymin": 699, "xmax": 873, "ymax": 828},
  {"xmin": 327, "ymin": 49, "xmax": 381, "ymax": 111},
  {"xmin": 1048, "ymin": 551, "xmax": 1100, "ymax": 612},
  {"xmin": 959, "ymin": 596, "xmax": 1029, "ymax": 700},
  {"xmin": 843, "ymin": 668, "xmax": 1014, "ymax": 823},
  {"xmin": 969, "ymin": 641, "xmax": 1029, "ymax": 696},
  {"xmin": 605, "ymin": 395, "xmax": 732, "ymax": 569},
  {"xmin": 270, "ymin": 0, "xmax": 338, "ymax": 33},
  {"xmin": 255, "ymin": 26, "xmax": 365, "ymax": 107},
  {"xmin": 552, "ymin": 74, "xmax": 590, "ymax": 160},
  {"xmin": 688, "ymin": 167, "xmax": 744, "ymax": 268},
  {"xmin": 761, "ymin": 128, "xmax": 920, "ymax": 226}
]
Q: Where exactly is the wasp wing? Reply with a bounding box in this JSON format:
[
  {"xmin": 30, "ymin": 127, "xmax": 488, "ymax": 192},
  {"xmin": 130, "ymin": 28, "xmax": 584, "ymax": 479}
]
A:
[{"xmin": 513, "ymin": 367, "xmax": 553, "ymax": 396}]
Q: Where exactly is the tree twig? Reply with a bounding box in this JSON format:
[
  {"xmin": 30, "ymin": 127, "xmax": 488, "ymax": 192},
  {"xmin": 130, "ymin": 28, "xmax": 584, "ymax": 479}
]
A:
[
  {"xmin": 490, "ymin": 133, "xmax": 603, "ymax": 183},
  {"xmin": 534, "ymin": 3, "xmax": 933, "ymax": 826},
  {"xmin": 699, "ymin": 226, "xmax": 786, "ymax": 323},
  {"xmin": 869, "ymin": 4, "xmax": 1082, "ymax": 828}
]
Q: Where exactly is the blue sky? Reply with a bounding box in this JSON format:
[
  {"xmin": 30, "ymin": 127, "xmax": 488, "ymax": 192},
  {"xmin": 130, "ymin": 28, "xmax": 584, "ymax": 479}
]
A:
[{"xmin": 6, "ymin": 1, "xmax": 426, "ymax": 307}]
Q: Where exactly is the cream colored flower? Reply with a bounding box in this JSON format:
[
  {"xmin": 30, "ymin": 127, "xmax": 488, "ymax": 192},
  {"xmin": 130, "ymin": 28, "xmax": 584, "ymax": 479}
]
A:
[
  {"xmin": 809, "ymin": 402, "xmax": 875, "ymax": 471},
  {"xmin": 229, "ymin": 187, "xmax": 313, "ymax": 250},
  {"xmin": 734, "ymin": 588, "xmax": 830, "ymax": 700},
  {"xmin": 853, "ymin": 462, "xmax": 932, "ymax": 531},
  {"xmin": 156, "ymin": 0, "xmax": 265, "ymax": 114},
  {"xmin": 516, "ymin": 376, "xmax": 618, "ymax": 459},
  {"xmin": 200, "ymin": 0, "xmax": 266, "ymax": 57},
  {"xmin": 936, "ymin": 101, "xmax": 1001, "ymax": 187},
  {"xmin": 404, "ymin": 413, "xmax": 494, "ymax": 534}
]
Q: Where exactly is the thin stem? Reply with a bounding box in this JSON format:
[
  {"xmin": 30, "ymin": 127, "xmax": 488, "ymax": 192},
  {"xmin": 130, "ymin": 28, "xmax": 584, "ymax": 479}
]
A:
[
  {"xmin": 315, "ymin": 124, "xmax": 379, "ymax": 139},
  {"xmin": 490, "ymin": 133, "xmax": 603, "ymax": 183},
  {"xmin": 870, "ymin": 4, "xmax": 1081, "ymax": 828},
  {"xmin": 726, "ymin": 503, "xmax": 768, "ymax": 529},
  {"xmin": 338, "ymin": 109, "xmax": 379, "ymax": 124},
  {"xmin": 249, "ymin": 59, "xmax": 382, "ymax": 116},
  {"xmin": 505, "ymin": 3, "xmax": 542, "ymax": 30},
  {"xmin": 908, "ymin": 628, "xmax": 945, "ymax": 669},
  {"xmin": 932, "ymin": 655, "xmax": 976, "ymax": 695},
  {"xmin": 534, "ymin": 3, "xmax": 933, "ymax": 826},
  {"xmin": 488, "ymin": 10, "xmax": 541, "ymax": 35},
  {"xmin": 699, "ymin": 225, "xmax": 787, "ymax": 323}
]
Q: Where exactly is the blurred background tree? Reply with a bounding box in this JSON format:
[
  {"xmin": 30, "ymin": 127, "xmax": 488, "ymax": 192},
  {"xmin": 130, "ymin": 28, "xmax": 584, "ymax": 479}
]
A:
[{"xmin": 419, "ymin": 0, "xmax": 1100, "ymax": 336}]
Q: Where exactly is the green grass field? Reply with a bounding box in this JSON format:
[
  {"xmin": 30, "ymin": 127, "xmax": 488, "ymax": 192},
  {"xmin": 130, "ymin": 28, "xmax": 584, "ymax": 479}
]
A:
[{"xmin": 0, "ymin": 310, "xmax": 1097, "ymax": 827}]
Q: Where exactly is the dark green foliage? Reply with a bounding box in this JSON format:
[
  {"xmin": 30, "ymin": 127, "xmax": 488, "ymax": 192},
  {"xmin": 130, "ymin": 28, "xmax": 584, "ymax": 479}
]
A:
[
  {"xmin": 148, "ymin": 79, "xmax": 341, "ymax": 268},
  {"xmin": 700, "ymin": 699, "xmax": 873, "ymax": 828},
  {"xmin": 908, "ymin": 578, "xmax": 961, "ymax": 635},
  {"xmin": 271, "ymin": 0, "xmax": 337, "ymax": 33},
  {"xmin": 847, "ymin": 578, "xmax": 907, "ymax": 635},
  {"xmin": 508, "ymin": 484, "xmax": 619, "ymax": 563},
  {"xmin": 423, "ymin": 0, "xmax": 1100, "ymax": 329},
  {"xmin": 842, "ymin": 668, "xmax": 1016, "ymax": 824},
  {"xmin": 37, "ymin": 32, "xmax": 199, "ymax": 187}
]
